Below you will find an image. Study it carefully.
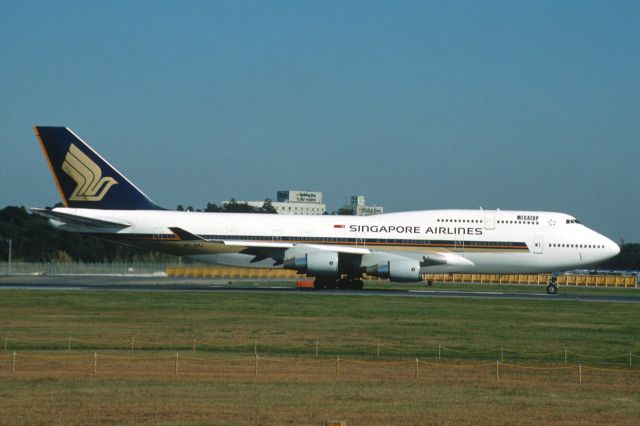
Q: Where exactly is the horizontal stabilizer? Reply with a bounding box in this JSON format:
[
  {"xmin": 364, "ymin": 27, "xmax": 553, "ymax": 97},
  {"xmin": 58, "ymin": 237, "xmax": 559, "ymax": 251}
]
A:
[{"xmin": 30, "ymin": 208, "xmax": 130, "ymax": 229}]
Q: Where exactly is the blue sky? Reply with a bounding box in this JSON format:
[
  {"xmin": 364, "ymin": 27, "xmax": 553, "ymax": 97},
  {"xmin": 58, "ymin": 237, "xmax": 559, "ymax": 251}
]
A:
[{"xmin": 1, "ymin": 0, "xmax": 638, "ymax": 241}]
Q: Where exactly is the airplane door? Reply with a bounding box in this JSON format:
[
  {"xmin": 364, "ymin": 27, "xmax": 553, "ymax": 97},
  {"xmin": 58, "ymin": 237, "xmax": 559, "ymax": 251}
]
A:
[
  {"xmin": 533, "ymin": 235, "xmax": 544, "ymax": 254},
  {"xmin": 484, "ymin": 212, "xmax": 495, "ymax": 230}
]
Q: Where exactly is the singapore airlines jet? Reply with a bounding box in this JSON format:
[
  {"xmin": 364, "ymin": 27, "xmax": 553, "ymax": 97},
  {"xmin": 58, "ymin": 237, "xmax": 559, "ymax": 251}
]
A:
[{"xmin": 32, "ymin": 126, "xmax": 620, "ymax": 294}]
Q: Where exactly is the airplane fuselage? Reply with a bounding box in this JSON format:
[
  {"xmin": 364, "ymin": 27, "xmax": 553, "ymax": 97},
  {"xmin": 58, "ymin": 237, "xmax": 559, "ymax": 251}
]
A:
[{"xmin": 49, "ymin": 207, "xmax": 620, "ymax": 274}]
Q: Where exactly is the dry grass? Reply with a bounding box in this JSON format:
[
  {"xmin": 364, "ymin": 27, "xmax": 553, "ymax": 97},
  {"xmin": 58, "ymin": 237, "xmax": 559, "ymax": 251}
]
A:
[
  {"xmin": 1, "ymin": 289, "xmax": 639, "ymax": 424},
  {"xmin": 1, "ymin": 352, "xmax": 639, "ymax": 425}
]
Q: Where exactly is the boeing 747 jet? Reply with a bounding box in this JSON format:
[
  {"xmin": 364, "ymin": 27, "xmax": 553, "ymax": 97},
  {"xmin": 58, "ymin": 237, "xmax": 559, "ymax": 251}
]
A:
[{"xmin": 32, "ymin": 127, "xmax": 620, "ymax": 293}]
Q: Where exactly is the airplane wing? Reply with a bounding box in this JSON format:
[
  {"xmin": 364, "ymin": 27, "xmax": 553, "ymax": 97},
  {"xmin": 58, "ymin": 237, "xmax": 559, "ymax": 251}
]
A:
[
  {"xmin": 169, "ymin": 227, "xmax": 371, "ymax": 255},
  {"xmin": 223, "ymin": 241, "xmax": 371, "ymax": 255},
  {"xmin": 165, "ymin": 227, "xmax": 472, "ymax": 273},
  {"xmin": 29, "ymin": 208, "xmax": 131, "ymax": 229},
  {"xmin": 168, "ymin": 227, "xmax": 208, "ymax": 242}
]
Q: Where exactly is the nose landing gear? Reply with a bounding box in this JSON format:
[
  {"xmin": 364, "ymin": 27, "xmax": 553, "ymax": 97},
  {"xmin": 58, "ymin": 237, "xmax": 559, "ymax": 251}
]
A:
[{"xmin": 546, "ymin": 276, "xmax": 558, "ymax": 294}]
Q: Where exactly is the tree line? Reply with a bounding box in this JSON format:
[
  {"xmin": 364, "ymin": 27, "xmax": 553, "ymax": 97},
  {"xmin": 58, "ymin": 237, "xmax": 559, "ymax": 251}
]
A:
[
  {"xmin": 0, "ymin": 205, "xmax": 638, "ymax": 270},
  {"xmin": 176, "ymin": 199, "xmax": 354, "ymax": 215},
  {"xmin": 177, "ymin": 199, "xmax": 278, "ymax": 213}
]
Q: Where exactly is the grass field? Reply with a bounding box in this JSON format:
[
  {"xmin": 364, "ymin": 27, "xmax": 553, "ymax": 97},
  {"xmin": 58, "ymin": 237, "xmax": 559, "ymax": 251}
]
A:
[{"xmin": 0, "ymin": 287, "xmax": 639, "ymax": 425}]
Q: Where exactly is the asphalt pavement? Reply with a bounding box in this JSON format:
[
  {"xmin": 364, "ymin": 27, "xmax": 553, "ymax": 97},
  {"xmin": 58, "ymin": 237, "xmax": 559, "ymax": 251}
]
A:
[{"xmin": 1, "ymin": 275, "xmax": 638, "ymax": 303}]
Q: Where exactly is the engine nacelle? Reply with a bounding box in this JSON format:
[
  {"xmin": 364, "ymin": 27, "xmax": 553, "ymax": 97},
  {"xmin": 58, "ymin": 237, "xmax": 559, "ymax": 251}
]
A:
[
  {"xmin": 366, "ymin": 259, "xmax": 421, "ymax": 282},
  {"xmin": 283, "ymin": 251, "xmax": 339, "ymax": 277}
]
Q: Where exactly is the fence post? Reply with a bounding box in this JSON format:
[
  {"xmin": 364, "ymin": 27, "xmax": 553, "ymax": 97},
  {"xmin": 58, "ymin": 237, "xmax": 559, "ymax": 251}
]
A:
[
  {"xmin": 501, "ymin": 346, "xmax": 504, "ymax": 362},
  {"xmin": 4, "ymin": 336, "xmax": 7, "ymax": 352},
  {"xmin": 578, "ymin": 364, "xmax": 582, "ymax": 384},
  {"xmin": 12, "ymin": 351, "xmax": 16, "ymax": 373},
  {"xmin": 254, "ymin": 339, "xmax": 257, "ymax": 356},
  {"xmin": 496, "ymin": 360, "xmax": 500, "ymax": 382},
  {"xmin": 377, "ymin": 342, "xmax": 380, "ymax": 358},
  {"xmin": 131, "ymin": 336, "xmax": 135, "ymax": 352},
  {"xmin": 415, "ymin": 358, "xmax": 419, "ymax": 378},
  {"xmin": 630, "ymin": 351, "xmax": 632, "ymax": 367},
  {"xmin": 192, "ymin": 336, "xmax": 196, "ymax": 352},
  {"xmin": 336, "ymin": 356, "xmax": 340, "ymax": 377},
  {"xmin": 93, "ymin": 352, "xmax": 97, "ymax": 374},
  {"xmin": 68, "ymin": 336, "xmax": 71, "ymax": 352},
  {"xmin": 315, "ymin": 341, "xmax": 319, "ymax": 358},
  {"xmin": 175, "ymin": 353, "xmax": 179, "ymax": 375},
  {"xmin": 564, "ymin": 346, "xmax": 567, "ymax": 366},
  {"xmin": 438, "ymin": 344, "xmax": 441, "ymax": 360},
  {"xmin": 254, "ymin": 354, "xmax": 258, "ymax": 377}
]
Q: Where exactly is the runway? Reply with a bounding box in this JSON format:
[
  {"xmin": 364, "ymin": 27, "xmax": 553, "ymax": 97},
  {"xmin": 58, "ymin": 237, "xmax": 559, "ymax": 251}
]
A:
[{"xmin": 1, "ymin": 275, "xmax": 638, "ymax": 303}]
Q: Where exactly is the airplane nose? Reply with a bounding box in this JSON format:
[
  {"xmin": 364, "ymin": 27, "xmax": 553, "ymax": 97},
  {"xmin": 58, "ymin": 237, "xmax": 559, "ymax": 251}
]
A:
[
  {"xmin": 604, "ymin": 238, "xmax": 620, "ymax": 258},
  {"xmin": 611, "ymin": 241, "xmax": 621, "ymax": 257}
]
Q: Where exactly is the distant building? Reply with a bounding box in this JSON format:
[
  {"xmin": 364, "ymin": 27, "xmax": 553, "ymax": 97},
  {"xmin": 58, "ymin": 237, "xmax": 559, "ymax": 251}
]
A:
[
  {"xmin": 277, "ymin": 190, "xmax": 321, "ymax": 204},
  {"xmin": 226, "ymin": 190, "xmax": 326, "ymax": 215},
  {"xmin": 347, "ymin": 195, "xmax": 383, "ymax": 216},
  {"xmin": 273, "ymin": 190, "xmax": 325, "ymax": 215}
]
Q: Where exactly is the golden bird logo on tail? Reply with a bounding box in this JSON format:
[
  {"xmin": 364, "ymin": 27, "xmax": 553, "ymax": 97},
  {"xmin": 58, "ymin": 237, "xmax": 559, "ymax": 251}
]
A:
[{"xmin": 62, "ymin": 144, "xmax": 118, "ymax": 201}]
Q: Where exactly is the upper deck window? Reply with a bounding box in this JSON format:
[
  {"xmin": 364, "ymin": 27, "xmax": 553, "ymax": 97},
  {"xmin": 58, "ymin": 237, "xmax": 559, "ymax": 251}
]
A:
[{"xmin": 566, "ymin": 219, "xmax": 581, "ymax": 224}]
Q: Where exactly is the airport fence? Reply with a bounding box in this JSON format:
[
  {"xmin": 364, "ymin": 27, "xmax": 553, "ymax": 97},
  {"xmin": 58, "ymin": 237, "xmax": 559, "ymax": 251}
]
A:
[
  {"xmin": 1, "ymin": 335, "xmax": 639, "ymax": 369},
  {"xmin": 0, "ymin": 261, "xmax": 174, "ymax": 276},
  {"xmin": 1, "ymin": 349, "xmax": 639, "ymax": 386}
]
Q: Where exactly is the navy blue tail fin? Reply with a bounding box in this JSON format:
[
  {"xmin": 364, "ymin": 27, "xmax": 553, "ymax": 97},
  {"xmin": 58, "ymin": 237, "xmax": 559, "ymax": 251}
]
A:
[{"xmin": 34, "ymin": 126, "xmax": 163, "ymax": 210}]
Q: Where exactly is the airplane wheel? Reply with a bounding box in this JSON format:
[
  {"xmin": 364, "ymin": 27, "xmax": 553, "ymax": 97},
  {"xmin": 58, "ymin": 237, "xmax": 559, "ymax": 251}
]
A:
[
  {"xmin": 546, "ymin": 284, "xmax": 558, "ymax": 295},
  {"xmin": 315, "ymin": 278, "xmax": 340, "ymax": 289},
  {"xmin": 336, "ymin": 279, "xmax": 364, "ymax": 290},
  {"xmin": 313, "ymin": 280, "xmax": 327, "ymax": 289}
]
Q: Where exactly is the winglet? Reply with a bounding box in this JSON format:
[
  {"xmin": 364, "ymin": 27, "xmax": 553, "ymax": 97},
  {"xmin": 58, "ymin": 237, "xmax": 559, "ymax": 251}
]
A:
[{"xmin": 34, "ymin": 126, "xmax": 163, "ymax": 210}]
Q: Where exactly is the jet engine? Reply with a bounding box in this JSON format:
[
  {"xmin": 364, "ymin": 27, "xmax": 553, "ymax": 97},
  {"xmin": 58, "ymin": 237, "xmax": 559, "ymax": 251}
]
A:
[
  {"xmin": 283, "ymin": 251, "xmax": 339, "ymax": 277},
  {"xmin": 366, "ymin": 259, "xmax": 421, "ymax": 282}
]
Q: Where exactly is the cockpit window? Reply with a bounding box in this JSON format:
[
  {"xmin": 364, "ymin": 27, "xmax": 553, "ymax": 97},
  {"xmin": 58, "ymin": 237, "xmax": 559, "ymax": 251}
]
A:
[{"xmin": 566, "ymin": 219, "xmax": 581, "ymax": 224}]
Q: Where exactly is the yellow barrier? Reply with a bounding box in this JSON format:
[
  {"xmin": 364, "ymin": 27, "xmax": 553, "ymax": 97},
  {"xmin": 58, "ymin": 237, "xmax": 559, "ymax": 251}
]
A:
[
  {"xmin": 166, "ymin": 266, "xmax": 300, "ymax": 279},
  {"xmin": 422, "ymin": 273, "xmax": 636, "ymax": 287}
]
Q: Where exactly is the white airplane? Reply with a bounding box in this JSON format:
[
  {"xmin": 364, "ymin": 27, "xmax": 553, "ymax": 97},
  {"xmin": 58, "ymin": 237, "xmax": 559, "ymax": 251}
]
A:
[{"xmin": 32, "ymin": 126, "xmax": 620, "ymax": 294}]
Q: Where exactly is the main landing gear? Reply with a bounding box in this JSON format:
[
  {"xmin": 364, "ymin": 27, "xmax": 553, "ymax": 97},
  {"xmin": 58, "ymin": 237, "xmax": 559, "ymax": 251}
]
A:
[
  {"xmin": 546, "ymin": 276, "xmax": 558, "ymax": 295},
  {"xmin": 313, "ymin": 277, "xmax": 364, "ymax": 290}
]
